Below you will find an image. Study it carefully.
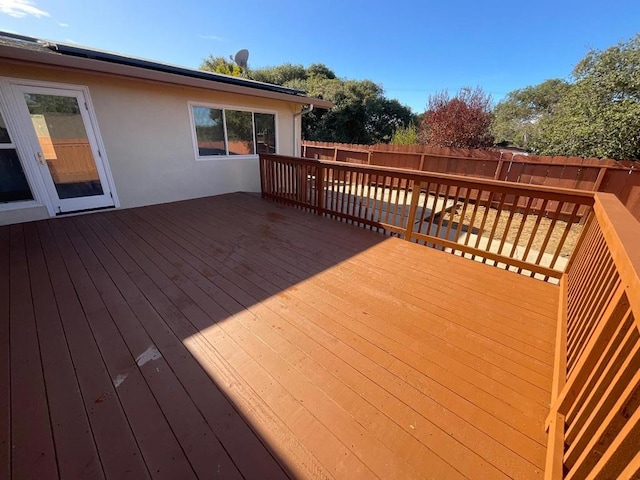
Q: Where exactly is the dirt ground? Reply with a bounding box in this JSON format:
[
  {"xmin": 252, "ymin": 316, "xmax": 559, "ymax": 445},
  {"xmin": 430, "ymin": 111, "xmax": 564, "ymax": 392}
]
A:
[{"xmin": 447, "ymin": 204, "xmax": 583, "ymax": 257}]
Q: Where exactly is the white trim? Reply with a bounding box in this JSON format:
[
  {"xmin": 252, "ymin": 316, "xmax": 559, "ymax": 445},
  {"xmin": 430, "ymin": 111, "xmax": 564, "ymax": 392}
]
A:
[
  {"xmin": 0, "ymin": 76, "xmax": 120, "ymax": 215},
  {"xmin": 187, "ymin": 100, "xmax": 279, "ymax": 161},
  {"xmin": 251, "ymin": 111, "xmax": 257, "ymax": 154},
  {"xmin": 0, "ymin": 199, "xmax": 42, "ymax": 212},
  {"xmin": 0, "ymin": 81, "xmax": 50, "ymax": 214},
  {"xmin": 81, "ymin": 85, "xmax": 121, "ymax": 208}
]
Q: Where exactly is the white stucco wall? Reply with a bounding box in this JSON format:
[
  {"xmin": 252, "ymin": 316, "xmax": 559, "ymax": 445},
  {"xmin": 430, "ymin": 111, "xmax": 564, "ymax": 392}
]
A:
[{"xmin": 0, "ymin": 63, "xmax": 301, "ymax": 224}]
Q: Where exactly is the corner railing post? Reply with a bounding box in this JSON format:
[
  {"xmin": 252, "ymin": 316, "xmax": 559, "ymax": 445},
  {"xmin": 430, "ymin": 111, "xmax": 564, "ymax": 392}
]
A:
[{"xmin": 404, "ymin": 179, "xmax": 421, "ymax": 241}]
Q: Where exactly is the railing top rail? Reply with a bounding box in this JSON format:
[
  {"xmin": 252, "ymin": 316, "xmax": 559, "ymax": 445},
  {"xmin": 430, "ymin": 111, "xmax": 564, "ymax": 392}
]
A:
[
  {"xmin": 592, "ymin": 192, "xmax": 640, "ymax": 314},
  {"xmin": 261, "ymin": 154, "xmax": 597, "ymax": 204}
]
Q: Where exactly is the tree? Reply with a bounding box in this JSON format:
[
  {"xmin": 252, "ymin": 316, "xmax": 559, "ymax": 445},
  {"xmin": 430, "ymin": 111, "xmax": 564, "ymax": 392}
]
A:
[
  {"xmin": 200, "ymin": 55, "xmax": 244, "ymax": 76},
  {"xmin": 247, "ymin": 63, "xmax": 307, "ymax": 85},
  {"xmin": 390, "ymin": 123, "xmax": 418, "ymax": 145},
  {"xmin": 535, "ymin": 34, "xmax": 640, "ymax": 160},
  {"xmin": 246, "ymin": 65, "xmax": 415, "ymax": 143},
  {"xmin": 300, "ymin": 78, "xmax": 414, "ymax": 143},
  {"xmin": 420, "ymin": 87, "xmax": 494, "ymax": 148},
  {"xmin": 491, "ymin": 79, "xmax": 570, "ymax": 149},
  {"xmin": 200, "ymin": 55, "xmax": 415, "ymax": 144}
]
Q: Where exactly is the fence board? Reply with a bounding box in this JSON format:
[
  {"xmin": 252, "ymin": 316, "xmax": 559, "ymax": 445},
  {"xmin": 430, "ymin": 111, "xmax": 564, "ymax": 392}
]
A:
[{"xmin": 302, "ymin": 141, "xmax": 640, "ymax": 221}]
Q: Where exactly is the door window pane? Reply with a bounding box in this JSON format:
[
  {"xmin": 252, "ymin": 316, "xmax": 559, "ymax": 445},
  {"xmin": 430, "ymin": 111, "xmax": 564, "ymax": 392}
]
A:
[
  {"xmin": 225, "ymin": 110, "xmax": 254, "ymax": 155},
  {"xmin": 23, "ymin": 93, "xmax": 104, "ymax": 199},
  {"xmin": 0, "ymin": 149, "xmax": 34, "ymax": 203},
  {"xmin": 192, "ymin": 106, "xmax": 226, "ymax": 156},
  {"xmin": 254, "ymin": 113, "xmax": 276, "ymax": 154},
  {"xmin": 0, "ymin": 111, "xmax": 10, "ymax": 144}
]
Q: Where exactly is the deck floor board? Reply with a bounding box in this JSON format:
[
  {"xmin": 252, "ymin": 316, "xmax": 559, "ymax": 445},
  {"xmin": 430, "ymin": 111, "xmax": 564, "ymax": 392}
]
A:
[
  {"xmin": 0, "ymin": 227, "xmax": 11, "ymax": 480},
  {"xmin": 24, "ymin": 223, "xmax": 104, "ymax": 480},
  {"xmin": 2, "ymin": 193, "xmax": 559, "ymax": 479},
  {"xmin": 9, "ymin": 224, "xmax": 58, "ymax": 480}
]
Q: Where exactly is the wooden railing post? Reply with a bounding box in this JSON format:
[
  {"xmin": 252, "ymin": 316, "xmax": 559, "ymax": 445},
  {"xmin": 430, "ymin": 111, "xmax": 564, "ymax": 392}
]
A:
[
  {"xmin": 593, "ymin": 166, "xmax": 607, "ymax": 192},
  {"xmin": 404, "ymin": 181, "xmax": 421, "ymax": 242},
  {"xmin": 259, "ymin": 155, "xmax": 266, "ymax": 198},
  {"xmin": 545, "ymin": 274, "xmax": 568, "ymax": 479},
  {"xmin": 494, "ymin": 157, "xmax": 505, "ymax": 181}
]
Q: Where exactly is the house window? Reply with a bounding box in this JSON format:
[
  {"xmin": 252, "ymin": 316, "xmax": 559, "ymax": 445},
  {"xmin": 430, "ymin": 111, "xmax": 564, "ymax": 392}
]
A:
[
  {"xmin": 255, "ymin": 113, "xmax": 276, "ymax": 154},
  {"xmin": 190, "ymin": 104, "xmax": 276, "ymax": 158},
  {"xmin": 0, "ymin": 109, "xmax": 34, "ymax": 203}
]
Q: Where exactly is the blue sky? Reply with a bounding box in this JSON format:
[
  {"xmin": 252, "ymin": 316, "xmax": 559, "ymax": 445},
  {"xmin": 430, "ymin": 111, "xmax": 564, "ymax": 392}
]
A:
[{"xmin": 1, "ymin": 0, "xmax": 638, "ymax": 112}]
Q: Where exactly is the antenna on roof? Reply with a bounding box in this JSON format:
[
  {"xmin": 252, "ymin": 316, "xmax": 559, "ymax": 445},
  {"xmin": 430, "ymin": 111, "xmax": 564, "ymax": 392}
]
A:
[{"xmin": 234, "ymin": 49, "xmax": 249, "ymax": 75}]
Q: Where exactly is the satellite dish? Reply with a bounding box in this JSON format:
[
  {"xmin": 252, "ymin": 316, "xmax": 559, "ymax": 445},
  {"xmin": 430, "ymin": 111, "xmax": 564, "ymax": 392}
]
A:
[{"xmin": 234, "ymin": 49, "xmax": 249, "ymax": 70}]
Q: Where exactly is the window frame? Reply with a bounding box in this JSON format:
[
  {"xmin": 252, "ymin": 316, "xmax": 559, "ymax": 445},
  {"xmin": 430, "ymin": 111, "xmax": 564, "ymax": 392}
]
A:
[
  {"xmin": 187, "ymin": 101, "xmax": 278, "ymax": 161},
  {"xmin": 0, "ymin": 85, "xmax": 41, "ymax": 211}
]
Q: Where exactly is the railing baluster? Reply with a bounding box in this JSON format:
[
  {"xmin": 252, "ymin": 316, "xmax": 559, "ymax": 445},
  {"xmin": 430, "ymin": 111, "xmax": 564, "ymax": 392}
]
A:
[
  {"xmin": 442, "ymin": 185, "xmax": 461, "ymax": 253},
  {"xmin": 331, "ymin": 166, "xmax": 338, "ymax": 218},
  {"xmin": 434, "ymin": 184, "xmax": 452, "ymax": 250},
  {"xmin": 532, "ymin": 201, "xmax": 566, "ymax": 276},
  {"xmin": 471, "ymin": 191, "xmax": 495, "ymax": 261},
  {"xmin": 482, "ymin": 192, "xmax": 507, "ymax": 265},
  {"xmin": 347, "ymin": 168, "xmax": 356, "ymax": 223},
  {"xmin": 316, "ymin": 164, "xmax": 325, "ymax": 214},
  {"xmin": 548, "ymin": 204, "xmax": 580, "ymax": 272},
  {"xmin": 517, "ymin": 199, "xmax": 549, "ymax": 273},
  {"xmin": 363, "ymin": 172, "xmax": 370, "ymax": 228},
  {"xmin": 370, "ymin": 174, "xmax": 380, "ymax": 230},
  {"xmin": 384, "ymin": 175, "xmax": 395, "ymax": 228},
  {"xmin": 424, "ymin": 183, "xmax": 442, "ymax": 247},
  {"xmin": 415, "ymin": 182, "xmax": 430, "ymax": 243},
  {"xmin": 496, "ymin": 194, "xmax": 520, "ymax": 262},
  {"xmin": 453, "ymin": 187, "xmax": 473, "ymax": 255},
  {"xmin": 463, "ymin": 190, "xmax": 483, "ymax": 258},
  {"xmin": 338, "ymin": 168, "xmax": 346, "ymax": 220},
  {"xmin": 356, "ymin": 173, "xmax": 367, "ymax": 227},
  {"xmin": 507, "ymin": 196, "xmax": 535, "ymax": 264}
]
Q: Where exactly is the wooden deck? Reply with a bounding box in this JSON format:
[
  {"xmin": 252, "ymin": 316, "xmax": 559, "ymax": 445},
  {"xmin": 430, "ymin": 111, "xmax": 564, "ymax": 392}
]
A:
[{"xmin": 1, "ymin": 192, "xmax": 560, "ymax": 479}]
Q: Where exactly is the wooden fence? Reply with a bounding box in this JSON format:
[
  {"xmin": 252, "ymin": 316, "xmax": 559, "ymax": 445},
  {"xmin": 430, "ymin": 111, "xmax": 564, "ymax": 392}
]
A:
[
  {"xmin": 40, "ymin": 138, "xmax": 99, "ymax": 184},
  {"xmin": 301, "ymin": 141, "xmax": 640, "ymax": 221},
  {"xmin": 259, "ymin": 154, "xmax": 595, "ymax": 281}
]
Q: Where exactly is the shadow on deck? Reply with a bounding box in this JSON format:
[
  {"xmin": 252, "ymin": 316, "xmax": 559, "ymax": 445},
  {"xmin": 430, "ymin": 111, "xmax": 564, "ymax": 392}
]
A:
[{"xmin": 1, "ymin": 192, "xmax": 558, "ymax": 479}]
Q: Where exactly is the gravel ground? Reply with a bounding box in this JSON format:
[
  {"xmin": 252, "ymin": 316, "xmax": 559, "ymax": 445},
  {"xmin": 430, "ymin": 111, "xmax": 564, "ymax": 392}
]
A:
[{"xmin": 447, "ymin": 204, "xmax": 583, "ymax": 257}]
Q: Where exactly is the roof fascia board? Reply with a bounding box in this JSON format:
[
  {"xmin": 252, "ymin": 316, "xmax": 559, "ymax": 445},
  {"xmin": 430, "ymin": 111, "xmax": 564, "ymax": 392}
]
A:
[{"xmin": 0, "ymin": 44, "xmax": 333, "ymax": 109}]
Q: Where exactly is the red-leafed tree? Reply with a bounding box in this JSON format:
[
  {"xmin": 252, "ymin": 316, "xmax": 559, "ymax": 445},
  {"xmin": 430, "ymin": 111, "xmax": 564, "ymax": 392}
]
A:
[{"xmin": 419, "ymin": 87, "xmax": 494, "ymax": 148}]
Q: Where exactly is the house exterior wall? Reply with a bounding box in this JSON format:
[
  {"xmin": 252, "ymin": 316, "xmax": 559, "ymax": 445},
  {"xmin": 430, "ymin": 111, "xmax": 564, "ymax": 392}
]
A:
[{"xmin": 0, "ymin": 62, "xmax": 301, "ymax": 225}]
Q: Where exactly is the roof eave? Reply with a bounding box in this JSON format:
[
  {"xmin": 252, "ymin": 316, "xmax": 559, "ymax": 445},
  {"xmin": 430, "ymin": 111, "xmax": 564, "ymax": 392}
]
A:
[{"xmin": 0, "ymin": 44, "xmax": 333, "ymax": 109}]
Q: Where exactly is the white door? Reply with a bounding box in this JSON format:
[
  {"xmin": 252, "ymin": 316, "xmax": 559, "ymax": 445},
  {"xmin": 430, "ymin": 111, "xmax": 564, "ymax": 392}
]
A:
[{"xmin": 11, "ymin": 84, "xmax": 114, "ymax": 214}]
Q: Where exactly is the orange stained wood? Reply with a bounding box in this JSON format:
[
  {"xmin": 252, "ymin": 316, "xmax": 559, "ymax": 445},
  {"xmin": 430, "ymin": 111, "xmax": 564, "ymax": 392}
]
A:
[{"xmin": 0, "ymin": 193, "xmax": 559, "ymax": 479}]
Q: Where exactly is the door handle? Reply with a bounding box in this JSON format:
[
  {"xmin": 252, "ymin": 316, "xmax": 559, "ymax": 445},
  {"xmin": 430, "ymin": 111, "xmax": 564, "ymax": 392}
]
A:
[{"xmin": 36, "ymin": 151, "xmax": 45, "ymax": 165}]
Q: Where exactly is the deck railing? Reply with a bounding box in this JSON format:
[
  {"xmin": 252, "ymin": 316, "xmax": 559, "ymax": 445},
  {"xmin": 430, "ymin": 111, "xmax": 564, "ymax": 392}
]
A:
[
  {"xmin": 260, "ymin": 154, "xmax": 640, "ymax": 477},
  {"xmin": 259, "ymin": 154, "xmax": 594, "ymax": 280},
  {"xmin": 545, "ymin": 193, "xmax": 640, "ymax": 479}
]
